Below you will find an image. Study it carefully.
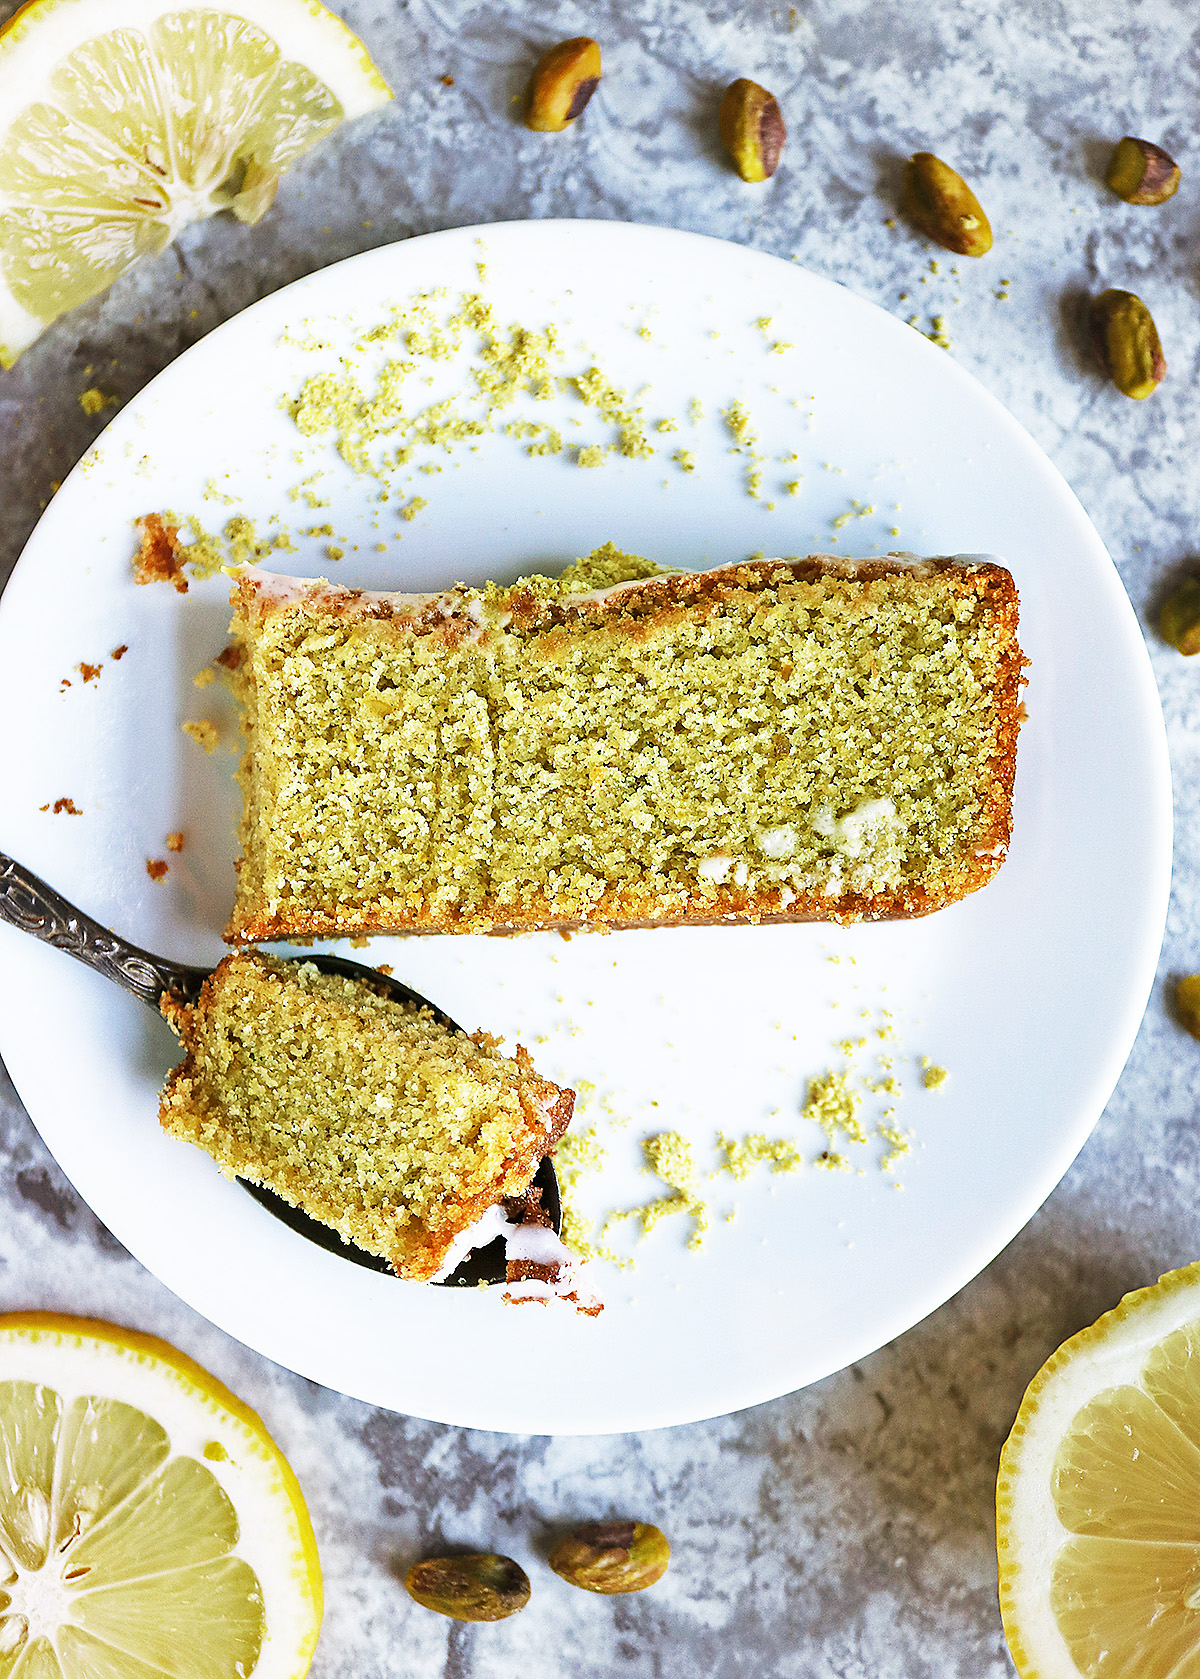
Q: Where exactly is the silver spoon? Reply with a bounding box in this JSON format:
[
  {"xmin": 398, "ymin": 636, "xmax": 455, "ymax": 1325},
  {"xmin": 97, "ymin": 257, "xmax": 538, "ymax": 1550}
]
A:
[{"xmin": 0, "ymin": 852, "xmax": 560, "ymax": 1286}]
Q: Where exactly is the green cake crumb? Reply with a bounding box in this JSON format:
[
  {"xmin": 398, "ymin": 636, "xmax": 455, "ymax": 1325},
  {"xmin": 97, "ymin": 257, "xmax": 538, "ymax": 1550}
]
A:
[
  {"xmin": 715, "ymin": 1133, "xmax": 803, "ymax": 1180},
  {"xmin": 555, "ymin": 1126, "xmax": 605, "ymax": 1188},
  {"xmin": 181, "ymin": 719, "xmax": 219, "ymax": 754},
  {"xmin": 553, "ymin": 1127, "xmax": 632, "ymax": 1268},
  {"xmin": 831, "ymin": 501, "xmax": 875, "ymax": 532},
  {"xmin": 722, "ymin": 400, "xmax": 766, "ymax": 499},
  {"xmin": 159, "ymin": 512, "xmax": 286, "ymax": 583},
  {"xmin": 79, "ymin": 387, "xmax": 116, "ymax": 416},
  {"xmin": 516, "ymin": 541, "xmax": 669, "ymax": 597},
  {"xmin": 723, "ymin": 399, "xmax": 756, "ymax": 448},
  {"xmin": 878, "ymin": 1118, "xmax": 912, "ymax": 1172},
  {"xmin": 504, "ymin": 419, "xmax": 563, "ymax": 457},
  {"xmin": 172, "ymin": 519, "xmax": 225, "ymax": 580},
  {"xmin": 609, "ymin": 1131, "xmax": 708, "ymax": 1251},
  {"xmin": 803, "ymin": 1069, "xmax": 866, "ymax": 1146},
  {"xmin": 922, "ymin": 1059, "xmax": 949, "ymax": 1090},
  {"xmin": 571, "ymin": 367, "xmax": 654, "ymax": 460},
  {"xmin": 223, "ymin": 516, "xmax": 262, "ymax": 568}
]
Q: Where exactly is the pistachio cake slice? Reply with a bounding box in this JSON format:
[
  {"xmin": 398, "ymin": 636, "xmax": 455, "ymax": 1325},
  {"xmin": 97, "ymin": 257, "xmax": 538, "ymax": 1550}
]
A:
[
  {"xmin": 159, "ymin": 951, "xmax": 574, "ymax": 1281},
  {"xmin": 221, "ymin": 546, "xmax": 1025, "ymax": 941}
]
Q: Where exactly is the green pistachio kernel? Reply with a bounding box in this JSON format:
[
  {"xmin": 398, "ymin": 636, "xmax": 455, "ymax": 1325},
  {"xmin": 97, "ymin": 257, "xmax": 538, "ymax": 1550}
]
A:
[
  {"xmin": 548, "ymin": 1521, "xmax": 670, "ymax": 1595},
  {"xmin": 1161, "ymin": 578, "xmax": 1200, "ymax": 656},
  {"xmin": 1176, "ymin": 976, "xmax": 1200, "ymax": 1040},
  {"xmin": 405, "ymin": 1553, "xmax": 531, "ymax": 1622}
]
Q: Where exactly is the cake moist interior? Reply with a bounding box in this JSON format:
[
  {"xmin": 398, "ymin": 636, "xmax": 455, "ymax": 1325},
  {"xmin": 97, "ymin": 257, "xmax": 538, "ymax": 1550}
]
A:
[{"xmin": 225, "ymin": 550, "xmax": 1024, "ymax": 938}]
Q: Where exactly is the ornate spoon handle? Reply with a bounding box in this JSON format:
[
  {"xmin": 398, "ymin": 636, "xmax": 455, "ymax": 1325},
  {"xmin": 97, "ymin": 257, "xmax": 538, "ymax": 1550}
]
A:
[{"xmin": 0, "ymin": 852, "xmax": 208, "ymax": 1008}]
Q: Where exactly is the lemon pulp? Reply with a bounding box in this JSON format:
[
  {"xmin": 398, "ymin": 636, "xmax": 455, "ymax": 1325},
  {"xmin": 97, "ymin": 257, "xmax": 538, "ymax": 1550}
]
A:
[
  {"xmin": 0, "ymin": 0, "xmax": 390, "ymax": 362},
  {"xmin": 998, "ymin": 1263, "xmax": 1200, "ymax": 1679},
  {"xmin": 1049, "ymin": 1321, "xmax": 1200, "ymax": 1678},
  {"xmin": 0, "ymin": 1314, "xmax": 321, "ymax": 1679},
  {"xmin": 0, "ymin": 1382, "xmax": 261, "ymax": 1677}
]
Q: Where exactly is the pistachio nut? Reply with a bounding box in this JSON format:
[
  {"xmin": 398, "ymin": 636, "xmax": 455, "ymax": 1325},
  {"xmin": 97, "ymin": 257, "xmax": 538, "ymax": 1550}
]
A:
[
  {"xmin": 901, "ymin": 153, "xmax": 992, "ymax": 257},
  {"xmin": 404, "ymin": 1553, "xmax": 531, "ymax": 1622},
  {"xmin": 1161, "ymin": 578, "xmax": 1200, "ymax": 656},
  {"xmin": 1089, "ymin": 289, "xmax": 1166, "ymax": 399},
  {"xmin": 548, "ymin": 1520, "xmax": 670, "ymax": 1595},
  {"xmin": 524, "ymin": 37, "xmax": 601, "ymax": 132},
  {"xmin": 1177, "ymin": 976, "xmax": 1200, "ymax": 1039},
  {"xmin": 719, "ymin": 79, "xmax": 786, "ymax": 182},
  {"xmin": 1105, "ymin": 136, "xmax": 1181, "ymax": 205}
]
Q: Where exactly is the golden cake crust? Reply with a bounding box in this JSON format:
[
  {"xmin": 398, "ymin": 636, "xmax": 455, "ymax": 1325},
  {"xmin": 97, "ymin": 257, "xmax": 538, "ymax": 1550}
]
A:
[{"xmin": 224, "ymin": 553, "xmax": 1026, "ymax": 943}]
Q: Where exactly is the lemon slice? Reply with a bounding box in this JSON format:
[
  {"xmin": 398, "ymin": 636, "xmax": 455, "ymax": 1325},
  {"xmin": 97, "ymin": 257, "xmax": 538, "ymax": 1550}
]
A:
[
  {"xmin": 0, "ymin": 1312, "xmax": 322, "ymax": 1678},
  {"xmin": 998, "ymin": 1260, "xmax": 1200, "ymax": 1679},
  {"xmin": 0, "ymin": 0, "xmax": 391, "ymax": 365}
]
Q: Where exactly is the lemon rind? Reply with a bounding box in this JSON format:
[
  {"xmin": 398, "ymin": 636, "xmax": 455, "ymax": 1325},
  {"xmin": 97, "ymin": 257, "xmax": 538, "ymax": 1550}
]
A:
[
  {"xmin": 0, "ymin": 0, "xmax": 390, "ymax": 363},
  {"xmin": 0, "ymin": 0, "xmax": 391, "ymax": 116},
  {"xmin": 0, "ymin": 1310, "xmax": 323, "ymax": 1679},
  {"xmin": 996, "ymin": 1259, "xmax": 1200, "ymax": 1679},
  {"xmin": 0, "ymin": 285, "xmax": 43, "ymax": 368}
]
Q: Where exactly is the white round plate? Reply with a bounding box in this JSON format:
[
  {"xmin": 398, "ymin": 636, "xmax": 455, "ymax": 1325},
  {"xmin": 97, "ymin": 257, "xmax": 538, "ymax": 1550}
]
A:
[{"xmin": 0, "ymin": 222, "xmax": 1171, "ymax": 1433}]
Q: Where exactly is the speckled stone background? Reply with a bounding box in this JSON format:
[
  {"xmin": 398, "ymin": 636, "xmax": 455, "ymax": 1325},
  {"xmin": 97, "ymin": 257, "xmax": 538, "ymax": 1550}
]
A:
[{"xmin": 2, "ymin": 0, "xmax": 1200, "ymax": 1672}]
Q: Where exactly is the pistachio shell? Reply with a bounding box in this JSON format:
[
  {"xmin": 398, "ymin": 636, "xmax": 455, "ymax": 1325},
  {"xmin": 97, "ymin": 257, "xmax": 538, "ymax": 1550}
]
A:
[
  {"xmin": 548, "ymin": 1520, "xmax": 670, "ymax": 1594},
  {"xmin": 1089, "ymin": 289, "xmax": 1166, "ymax": 399},
  {"xmin": 718, "ymin": 80, "xmax": 786, "ymax": 183},
  {"xmin": 524, "ymin": 38, "xmax": 601, "ymax": 132},
  {"xmin": 405, "ymin": 1553, "xmax": 531, "ymax": 1622},
  {"xmin": 901, "ymin": 153, "xmax": 992, "ymax": 257}
]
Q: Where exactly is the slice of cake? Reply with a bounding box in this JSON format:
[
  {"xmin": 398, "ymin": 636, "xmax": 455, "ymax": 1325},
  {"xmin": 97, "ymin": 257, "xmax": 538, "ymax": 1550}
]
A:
[
  {"xmin": 159, "ymin": 951, "xmax": 574, "ymax": 1282},
  {"xmin": 221, "ymin": 546, "xmax": 1025, "ymax": 941}
]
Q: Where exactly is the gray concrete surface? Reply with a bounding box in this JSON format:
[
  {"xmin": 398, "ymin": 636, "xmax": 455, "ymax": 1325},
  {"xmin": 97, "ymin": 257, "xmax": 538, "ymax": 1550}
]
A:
[{"xmin": 3, "ymin": 1, "xmax": 1200, "ymax": 1672}]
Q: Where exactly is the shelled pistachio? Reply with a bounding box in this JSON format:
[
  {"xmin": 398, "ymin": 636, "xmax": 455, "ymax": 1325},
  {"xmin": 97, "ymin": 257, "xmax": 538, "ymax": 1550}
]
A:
[
  {"xmin": 548, "ymin": 1521, "xmax": 670, "ymax": 1594},
  {"xmin": 405, "ymin": 1554, "xmax": 531, "ymax": 1621},
  {"xmin": 1106, "ymin": 137, "xmax": 1180, "ymax": 205},
  {"xmin": 524, "ymin": 38, "xmax": 601, "ymax": 132},
  {"xmin": 719, "ymin": 79, "xmax": 786, "ymax": 182},
  {"xmin": 901, "ymin": 153, "xmax": 992, "ymax": 256},
  {"xmin": 1089, "ymin": 289, "xmax": 1166, "ymax": 399}
]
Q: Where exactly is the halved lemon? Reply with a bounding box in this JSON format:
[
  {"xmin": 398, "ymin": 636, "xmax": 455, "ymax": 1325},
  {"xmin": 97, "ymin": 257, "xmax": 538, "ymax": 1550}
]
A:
[
  {"xmin": 0, "ymin": 0, "xmax": 391, "ymax": 365},
  {"xmin": 998, "ymin": 1260, "xmax": 1200, "ymax": 1678},
  {"xmin": 0, "ymin": 1312, "xmax": 322, "ymax": 1678}
]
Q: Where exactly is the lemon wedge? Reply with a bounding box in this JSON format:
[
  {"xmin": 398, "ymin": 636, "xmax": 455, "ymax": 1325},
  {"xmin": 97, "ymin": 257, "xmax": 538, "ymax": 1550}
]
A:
[
  {"xmin": 0, "ymin": 0, "xmax": 391, "ymax": 365},
  {"xmin": 998, "ymin": 1260, "xmax": 1200, "ymax": 1679},
  {"xmin": 0, "ymin": 1312, "xmax": 322, "ymax": 1678}
]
